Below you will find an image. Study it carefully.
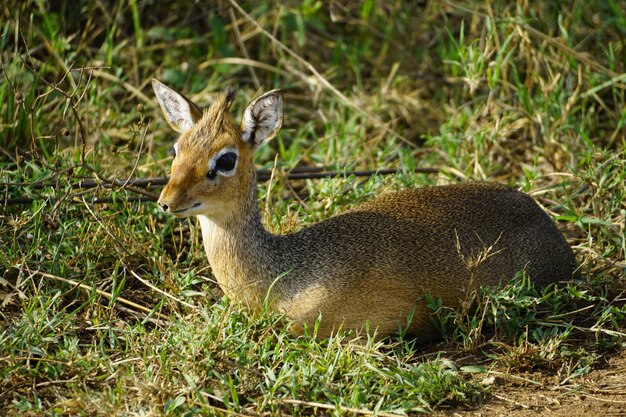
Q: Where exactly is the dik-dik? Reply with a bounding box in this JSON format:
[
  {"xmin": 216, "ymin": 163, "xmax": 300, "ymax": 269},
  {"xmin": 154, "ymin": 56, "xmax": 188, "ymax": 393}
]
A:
[{"xmin": 152, "ymin": 79, "xmax": 576, "ymax": 341}]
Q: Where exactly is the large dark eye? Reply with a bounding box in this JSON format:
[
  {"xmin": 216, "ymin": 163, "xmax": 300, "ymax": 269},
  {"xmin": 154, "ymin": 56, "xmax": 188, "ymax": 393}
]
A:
[{"xmin": 215, "ymin": 152, "xmax": 237, "ymax": 172}]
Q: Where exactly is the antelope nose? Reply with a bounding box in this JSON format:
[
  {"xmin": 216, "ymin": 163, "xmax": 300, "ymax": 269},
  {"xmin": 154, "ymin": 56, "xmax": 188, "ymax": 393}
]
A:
[{"xmin": 159, "ymin": 201, "xmax": 169, "ymax": 211}]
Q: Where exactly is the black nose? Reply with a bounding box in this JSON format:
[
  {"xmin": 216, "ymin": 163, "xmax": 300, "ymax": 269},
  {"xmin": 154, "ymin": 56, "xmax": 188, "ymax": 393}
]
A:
[{"xmin": 159, "ymin": 202, "xmax": 169, "ymax": 211}]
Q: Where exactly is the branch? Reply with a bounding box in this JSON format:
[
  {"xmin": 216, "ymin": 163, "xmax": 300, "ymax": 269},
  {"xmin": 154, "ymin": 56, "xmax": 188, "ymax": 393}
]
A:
[{"xmin": 2, "ymin": 166, "xmax": 439, "ymax": 205}]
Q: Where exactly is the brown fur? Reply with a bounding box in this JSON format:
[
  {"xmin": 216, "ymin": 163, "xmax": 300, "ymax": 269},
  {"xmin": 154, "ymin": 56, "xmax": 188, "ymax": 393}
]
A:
[{"xmin": 155, "ymin": 84, "xmax": 577, "ymax": 342}]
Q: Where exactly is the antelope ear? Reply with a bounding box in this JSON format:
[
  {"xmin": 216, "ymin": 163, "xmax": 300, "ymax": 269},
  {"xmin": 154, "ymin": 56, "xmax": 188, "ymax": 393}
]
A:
[
  {"xmin": 241, "ymin": 89, "xmax": 283, "ymax": 148},
  {"xmin": 152, "ymin": 78, "xmax": 203, "ymax": 133}
]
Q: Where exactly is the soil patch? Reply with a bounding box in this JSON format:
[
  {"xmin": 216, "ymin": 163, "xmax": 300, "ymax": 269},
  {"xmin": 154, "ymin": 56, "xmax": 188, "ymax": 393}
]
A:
[{"xmin": 436, "ymin": 350, "xmax": 626, "ymax": 416}]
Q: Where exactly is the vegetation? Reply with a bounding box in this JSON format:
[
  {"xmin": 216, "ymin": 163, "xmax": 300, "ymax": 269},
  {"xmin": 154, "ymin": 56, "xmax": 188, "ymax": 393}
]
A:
[{"xmin": 1, "ymin": 0, "xmax": 625, "ymax": 415}]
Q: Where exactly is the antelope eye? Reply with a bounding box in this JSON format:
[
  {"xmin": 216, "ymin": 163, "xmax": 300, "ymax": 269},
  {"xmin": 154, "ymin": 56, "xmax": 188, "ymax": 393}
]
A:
[{"xmin": 215, "ymin": 152, "xmax": 237, "ymax": 172}]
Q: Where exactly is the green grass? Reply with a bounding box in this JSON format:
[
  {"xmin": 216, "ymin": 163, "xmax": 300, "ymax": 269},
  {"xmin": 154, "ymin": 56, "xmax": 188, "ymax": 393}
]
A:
[{"xmin": 1, "ymin": 0, "xmax": 625, "ymax": 415}]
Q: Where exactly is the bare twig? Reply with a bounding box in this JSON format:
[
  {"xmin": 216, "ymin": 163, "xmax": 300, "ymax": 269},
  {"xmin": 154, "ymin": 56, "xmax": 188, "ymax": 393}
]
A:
[
  {"xmin": 17, "ymin": 50, "xmax": 91, "ymax": 165},
  {"xmin": 28, "ymin": 269, "xmax": 170, "ymax": 323},
  {"xmin": 121, "ymin": 124, "xmax": 149, "ymax": 189},
  {"xmin": 3, "ymin": 167, "xmax": 438, "ymax": 189},
  {"xmin": 130, "ymin": 270, "xmax": 195, "ymax": 309},
  {"xmin": 491, "ymin": 393, "xmax": 530, "ymax": 409},
  {"xmin": 2, "ymin": 195, "xmax": 156, "ymax": 205},
  {"xmin": 3, "ymin": 166, "xmax": 440, "ymax": 205}
]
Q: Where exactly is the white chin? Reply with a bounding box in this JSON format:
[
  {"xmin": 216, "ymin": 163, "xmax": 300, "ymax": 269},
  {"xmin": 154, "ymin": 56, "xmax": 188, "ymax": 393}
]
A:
[
  {"xmin": 172, "ymin": 212, "xmax": 192, "ymax": 219},
  {"xmin": 172, "ymin": 204, "xmax": 204, "ymax": 218}
]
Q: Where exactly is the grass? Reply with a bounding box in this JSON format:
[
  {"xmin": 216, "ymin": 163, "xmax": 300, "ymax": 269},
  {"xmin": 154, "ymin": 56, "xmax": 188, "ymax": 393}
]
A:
[{"xmin": 1, "ymin": 0, "xmax": 625, "ymax": 415}]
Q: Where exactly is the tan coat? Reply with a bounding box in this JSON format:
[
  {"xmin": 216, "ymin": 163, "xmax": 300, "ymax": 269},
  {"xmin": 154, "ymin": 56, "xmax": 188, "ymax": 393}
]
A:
[{"xmin": 152, "ymin": 80, "xmax": 577, "ymax": 341}]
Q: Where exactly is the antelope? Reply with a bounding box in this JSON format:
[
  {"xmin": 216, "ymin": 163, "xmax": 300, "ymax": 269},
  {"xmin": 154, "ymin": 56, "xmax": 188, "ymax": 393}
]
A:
[{"xmin": 152, "ymin": 79, "xmax": 576, "ymax": 341}]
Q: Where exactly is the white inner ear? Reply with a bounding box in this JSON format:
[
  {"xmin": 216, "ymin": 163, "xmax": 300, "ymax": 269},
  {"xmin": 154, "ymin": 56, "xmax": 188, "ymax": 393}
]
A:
[
  {"xmin": 242, "ymin": 92, "xmax": 282, "ymax": 146},
  {"xmin": 153, "ymin": 81, "xmax": 199, "ymax": 133},
  {"xmin": 209, "ymin": 147, "xmax": 239, "ymax": 177}
]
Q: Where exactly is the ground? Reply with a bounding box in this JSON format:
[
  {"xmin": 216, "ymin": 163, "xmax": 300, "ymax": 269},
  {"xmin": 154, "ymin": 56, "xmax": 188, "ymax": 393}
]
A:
[{"xmin": 437, "ymin": 350, "xmax": 626, "ymax": 416}]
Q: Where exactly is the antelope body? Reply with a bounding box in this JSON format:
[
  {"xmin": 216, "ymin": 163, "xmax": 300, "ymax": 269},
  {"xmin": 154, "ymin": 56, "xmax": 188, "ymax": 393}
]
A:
[{"xmin": 152, "ymin": 79, "xmax": 577, "ymax": 341}]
